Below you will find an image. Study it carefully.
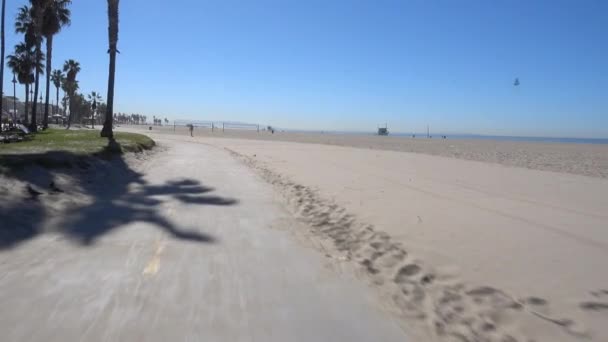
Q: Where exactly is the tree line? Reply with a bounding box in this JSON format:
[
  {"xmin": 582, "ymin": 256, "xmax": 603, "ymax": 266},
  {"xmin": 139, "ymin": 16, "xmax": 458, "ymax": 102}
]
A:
[
  {"xmin": 114, "ymin": 113, "xmax": 147, "ymax": 125},
  {"xmin": 0, "ymin": 0, "xmax": 120, "ymax": 138},
  {"xmin": 112, "ymin": 114, "xmax": 170, "ymax": 126}
]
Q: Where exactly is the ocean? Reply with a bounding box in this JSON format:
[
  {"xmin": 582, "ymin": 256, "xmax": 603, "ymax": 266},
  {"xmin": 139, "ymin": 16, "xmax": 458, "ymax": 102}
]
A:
[
  {"xmin": 297, "ymin": 130, "xmax": 608, "ymax": 145},
  {"xmin": 389, "ymin": 133, "xmax": 608, "ymax": 145}
]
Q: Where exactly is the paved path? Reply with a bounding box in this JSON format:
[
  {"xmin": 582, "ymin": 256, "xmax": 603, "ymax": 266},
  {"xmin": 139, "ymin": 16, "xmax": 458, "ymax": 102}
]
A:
[{"xmin": 0, "ymin": 138, "xmax": 407, "ymax": 341}]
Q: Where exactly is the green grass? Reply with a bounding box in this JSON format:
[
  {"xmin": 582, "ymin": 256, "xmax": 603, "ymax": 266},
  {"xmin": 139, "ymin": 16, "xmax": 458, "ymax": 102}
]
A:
[
  {"xmin": 0, "ymin": 128, "xmax": 154, "ymax": 155},
  {"xmin": 0, "ymin": 128, "xmax": 155, "ymax": 172}
]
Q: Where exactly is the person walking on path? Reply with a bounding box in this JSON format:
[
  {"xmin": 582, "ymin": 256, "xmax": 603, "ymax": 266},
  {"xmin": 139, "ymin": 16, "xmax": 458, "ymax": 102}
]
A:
[{"xmin": 189, "ymin": 124, "xmax": 194, "ymax": 137}]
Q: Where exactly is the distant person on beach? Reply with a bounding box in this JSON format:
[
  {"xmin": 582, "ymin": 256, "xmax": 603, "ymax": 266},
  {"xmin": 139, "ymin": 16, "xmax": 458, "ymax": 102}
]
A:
[{"xmin": 189, "ymin": 124, "xmax": 194, "ymax": 137}]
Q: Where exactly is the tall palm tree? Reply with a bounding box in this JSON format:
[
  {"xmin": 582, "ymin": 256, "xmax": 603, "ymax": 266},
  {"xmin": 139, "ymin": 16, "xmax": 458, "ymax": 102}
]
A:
[
  {"xmin": 15, "ymin": 6, "xmax": 36, "ymax": 48},
  {"xmin": 30, "ymin": 0, "xmax": 52, "ymax": 131},
  {"xmin": 15, "ymin": 3, "xmax": 45, "ymax": 131},
  {"xmin": 7, "ymin": 43, "xmax": 42, "ymax": 124},
  {"xmin": 41, "ymin": 0, "xmax": 70, "ymax": 129},
  {"xmin": 101, "ymin": 0, "xmax": 119, "ymax": 138},
  {"xmin": 0, "ymin": 0, "xmax": 6, "ymax": 131},
  {"xmin": 14, "ymin": 6, "xmax": 34, "ymax": 125},
  {"xmin": 87, "ymin": 91, "xmax": 102, "ymax": 128},
  {"xmin": 62, "ymin": 58, "xmax": 79, "ymax": 128},
  {"xmin": 87, "ymin": 91, "xmax": 102, "ymax": 104},
  {"xmin": 50, "ymin": 69, "xmax": 62, "ymax": 115}
]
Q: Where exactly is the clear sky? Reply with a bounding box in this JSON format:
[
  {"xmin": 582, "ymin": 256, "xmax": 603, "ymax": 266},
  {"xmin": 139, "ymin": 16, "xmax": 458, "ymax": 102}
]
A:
[{"xmin": 3, "ymin": 0, "xmax": 607, "ymax": 137}]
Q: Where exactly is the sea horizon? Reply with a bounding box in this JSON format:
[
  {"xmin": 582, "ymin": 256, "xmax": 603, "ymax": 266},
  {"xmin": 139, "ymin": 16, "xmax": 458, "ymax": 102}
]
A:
[
  {"xmin": 168, "ymin": 121, "xmax": 608, "ymax": 145},
  {"xmin": 278, "ymin": 128, "xmax": 608, "ymax": 145}
]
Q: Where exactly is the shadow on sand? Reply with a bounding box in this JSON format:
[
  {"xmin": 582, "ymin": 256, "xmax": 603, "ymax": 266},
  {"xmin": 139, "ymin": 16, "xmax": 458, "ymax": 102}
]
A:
[{"xmin": 0, "ymin": 140, "xmax": 237, "ymax": 249}]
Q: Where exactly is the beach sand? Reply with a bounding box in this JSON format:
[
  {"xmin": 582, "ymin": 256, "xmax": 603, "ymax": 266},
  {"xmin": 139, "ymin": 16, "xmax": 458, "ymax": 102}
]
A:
[
  {"xmin": 125, "ymin": 126, "xmax": 608, "ymax": 341},
  {"xmin": 138, "ymin": 124, "xmax": 608, "ymax": 178}
]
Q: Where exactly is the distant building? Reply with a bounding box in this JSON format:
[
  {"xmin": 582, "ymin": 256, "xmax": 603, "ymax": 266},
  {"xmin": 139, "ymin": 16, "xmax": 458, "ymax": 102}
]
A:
[{"xmin": 377, "ymin": 124, "xmax": 389, "ymax": 136}]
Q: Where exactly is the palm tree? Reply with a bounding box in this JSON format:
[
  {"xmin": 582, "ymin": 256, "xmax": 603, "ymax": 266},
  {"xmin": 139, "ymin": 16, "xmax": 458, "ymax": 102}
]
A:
[
  {"xmin": 15, "ymin": 3, "xmax": 46, "ymax": 131},
  {"xmin": 87, "ymin": 91, "xmax": 102, "ymax": 128},
  {"xmin": 0, "ymin": 0, "xmax": 6, "ymax": 131},
  {"xmin": 31, "ymin": 0, "xmax": 53, "ymax": 131},
  {"xmin": 14, "ymin": 6, "xmax": 34, "ymax": 125},
  {"xmin": 7, "ymin": 43, "xmax": 42, "ymax": 124},
  {"xmin": 61, "ymin": 92, "xmax": 67, "ymax": 116},
  {"xmin": 15, "ymin": 6, "xmax": 36, "ymax": 48},
  {"xmin": 62, "ymin": 59, "xmax": 79, "ymax": 128},
  {"xmin": 41, "ymin": 0, "xmax": 70, "ymax": 129},
  {"xmin": 101, "ymin": 0, "xmax": 119, "ymax": 138},
  {"xmin": 87, "ymin": 91, "xmax": 102, "ymax": 104},
  {"xmin": 50, "ymin": 69, "xmax": 62, "ymax": 115}
]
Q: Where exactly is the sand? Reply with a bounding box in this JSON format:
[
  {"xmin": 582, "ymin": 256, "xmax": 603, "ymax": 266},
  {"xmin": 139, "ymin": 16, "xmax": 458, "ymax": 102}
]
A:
[
  {"xmin": 122, "ymin": 126, "xmax": 608, "ymax": 342},
  {"xmin": 133, "ymin": 124, "xmax": 608, "ymax": 178}
]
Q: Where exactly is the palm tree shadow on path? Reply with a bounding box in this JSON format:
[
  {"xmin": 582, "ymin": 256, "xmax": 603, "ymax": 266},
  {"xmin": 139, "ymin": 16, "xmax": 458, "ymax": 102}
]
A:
[{"xmin": 0, "ymin": 139, "xmax": 237, "ymax": 249}]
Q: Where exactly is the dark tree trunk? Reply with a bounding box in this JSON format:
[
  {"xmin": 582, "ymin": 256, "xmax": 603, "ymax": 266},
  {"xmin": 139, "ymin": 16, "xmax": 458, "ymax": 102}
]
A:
[
  {"xmin": 101, "ymin": 51, "xmax": 116, "ymax": 138},
  {"xmin": 30, "ymin": 41, "xmax": 41, "ymax": 132},
  {"xmin": 101, "ymin": 0, "xmax": 119, "ymax": 138},
  {"xmin": 24, "ymin": 84, "xmax": 29, "ymax": 124},
  {"xmin": 55, "ymin": 84, "xmax": 59, "ymax": 118},
  {"xmin": 0, "ymin": 0, "xmax": 5, "ymax": 132},
  {"xmin": 43, "ymin": 35, "xmax": 52, "ymax": 128}
]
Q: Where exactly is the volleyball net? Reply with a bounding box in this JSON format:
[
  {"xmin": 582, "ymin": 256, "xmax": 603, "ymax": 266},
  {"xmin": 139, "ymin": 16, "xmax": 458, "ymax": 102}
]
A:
[{"xmin": 172, "ymin": 120, "xmax": 260, "ymax": 132}]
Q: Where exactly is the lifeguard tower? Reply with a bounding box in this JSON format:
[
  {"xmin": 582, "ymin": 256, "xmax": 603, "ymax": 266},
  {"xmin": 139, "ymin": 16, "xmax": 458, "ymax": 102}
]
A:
[{"xmin": 377, "ymin": 124, "xmax": 389, "ymax": 136}]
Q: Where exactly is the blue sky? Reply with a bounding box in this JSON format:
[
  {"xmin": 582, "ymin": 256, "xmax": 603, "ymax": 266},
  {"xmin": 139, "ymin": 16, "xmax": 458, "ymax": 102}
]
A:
[{"xmin": 3, "ymin": 0, "xmax": 607, "ymax": 137}]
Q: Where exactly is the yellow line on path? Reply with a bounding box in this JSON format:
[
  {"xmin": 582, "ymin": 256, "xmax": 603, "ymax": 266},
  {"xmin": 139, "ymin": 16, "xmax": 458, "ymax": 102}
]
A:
[{"xmin": 143, "ymin": 240, "xmax": 166, "ymax": 276}]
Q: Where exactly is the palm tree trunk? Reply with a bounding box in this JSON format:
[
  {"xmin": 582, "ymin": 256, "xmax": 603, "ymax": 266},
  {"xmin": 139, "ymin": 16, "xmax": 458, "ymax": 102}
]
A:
[
  {"xmin": 0, "ymin": 0, "xmax": 5, "ymax": 132},
  {"xmin": 55, "ymin": 84, "xmax": 59, "ymax": 118},
  {"xmin": 24, "ymin": 84, "xmax": 29, "ymax": 124},
  {"xmin": 43, "ymin": 35, "xmax": 52, "ymax": 129},
  {"xmin": 102, "ymin": 50, "xmax": 116, "ymax": 137},
  {"xmin": 101, "ymin": 0, "xmax": 119, "ymax": 138},
  {"xmin": 30, "ymin": 41, "xmax": 41, "ymax": 132},
  {"xmin": 66, "ymin": 92, "xmax": 72, "ymax": 129}
]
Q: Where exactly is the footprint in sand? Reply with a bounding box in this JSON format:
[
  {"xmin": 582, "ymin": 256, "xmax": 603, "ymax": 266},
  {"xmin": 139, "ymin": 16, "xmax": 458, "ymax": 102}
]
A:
[
  {"xmin": 580, "ymin": 302, "xmax": 608, "ymax": 311},
  {"xmin": 465, "ymin": 286, "xmax": 499, "ymax": 297},
  {"xmin": 395, "ymin": 264, "xmax": 422, "ymax": 282},
  {"xmin": 420, "ymin": 273, "xmax": 435, "ymax": 285},
  {"xmin": 583, "ymin": 290, "xmax": 608, "ymax": 311},
  {"xmin": 375, "ymin": 248, "xmax": 407, "ymax": 269},
  {"xmin": 525, "ymin": 296, "xmax": 548, "ymax": 306},
  {"xmin": 360, "ymin": 259, "xmax": 380, "ymax": 274},
  {"xmin": 590, "ymin": 289, "xmax": 608, "ymax": 298}
]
